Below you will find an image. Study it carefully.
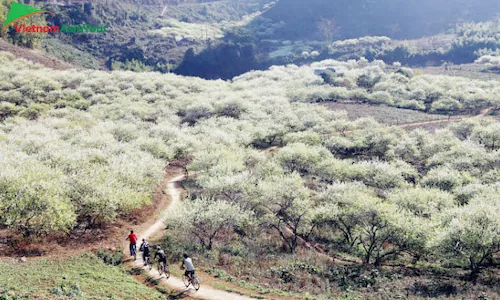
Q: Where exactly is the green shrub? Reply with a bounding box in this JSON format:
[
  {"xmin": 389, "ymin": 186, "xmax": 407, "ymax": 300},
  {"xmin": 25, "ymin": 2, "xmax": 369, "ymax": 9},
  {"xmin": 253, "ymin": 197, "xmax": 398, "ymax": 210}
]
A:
[
  {"xmin": 19, "ymin": 103, "xmax": 49, "ymax": 120},
  {"xmin": 0, "ymin": 102, "xmax": 21, "ymax": 120},
  {"xmin": 97, "ymin": 249, "xmax": 123, "ymax": 266},
  {"xmin": 0, "ymin": 90, "xmax": 24, "ymax": 105},
  {"xmin": 421, "ymin": 167, "xmax": 463, "ymax": 192},
  {"xmin": 70, "ymin": 99, "xmax": 91, "ymax": 111},
  {"xmin": 50, "ymin": 283, "xmax": 83, "ymax": 297}
]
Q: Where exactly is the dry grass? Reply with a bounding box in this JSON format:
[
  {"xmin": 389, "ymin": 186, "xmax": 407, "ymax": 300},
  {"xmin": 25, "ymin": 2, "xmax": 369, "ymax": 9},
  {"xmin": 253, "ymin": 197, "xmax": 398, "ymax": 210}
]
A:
[{"xmin": 0, "ymin": 40, "xmax": 76, "ymax": 71}]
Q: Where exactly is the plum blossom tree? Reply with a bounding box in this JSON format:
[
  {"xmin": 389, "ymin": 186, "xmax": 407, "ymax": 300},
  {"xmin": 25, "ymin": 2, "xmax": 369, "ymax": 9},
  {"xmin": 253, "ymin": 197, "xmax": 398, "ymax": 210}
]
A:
[
  {"xmin": 257, "ymin": 173, "xmax": 323, "ymax": 253},
  {"xmin": 166, "ymin": 197, "xmax": 255, "ymax": 250},
  {"xmin": 433, "ymin": 201, "xmax": 500, "ymax": 279}
]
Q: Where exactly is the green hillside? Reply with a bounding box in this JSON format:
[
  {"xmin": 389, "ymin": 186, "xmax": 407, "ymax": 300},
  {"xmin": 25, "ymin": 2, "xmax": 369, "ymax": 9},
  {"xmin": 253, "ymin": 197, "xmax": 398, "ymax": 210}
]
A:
[
  {"xmin": 0, "ymin": 253, "xmax": 163, "ymax": 299},
  {"xmin": 0, "ymin": 0, "xmax": 269, "ymax": 71},
  {"xmin": 41, "ymin": 0, "xmax": 268, "ymax": 70},
  {"xmin": 175, "ymin": 4, "xmax": 500, "ymax": 79},
  {"xmin": 259, "ymin": 0, "xmax": 500, "ymax": 40}
]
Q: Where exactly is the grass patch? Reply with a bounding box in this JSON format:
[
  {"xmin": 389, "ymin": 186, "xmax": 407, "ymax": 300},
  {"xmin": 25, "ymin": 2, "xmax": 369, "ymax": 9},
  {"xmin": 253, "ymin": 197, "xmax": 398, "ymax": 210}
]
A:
[{"xmin": 0, "ymin": 253, "xmax": 163, "ymax": 299}]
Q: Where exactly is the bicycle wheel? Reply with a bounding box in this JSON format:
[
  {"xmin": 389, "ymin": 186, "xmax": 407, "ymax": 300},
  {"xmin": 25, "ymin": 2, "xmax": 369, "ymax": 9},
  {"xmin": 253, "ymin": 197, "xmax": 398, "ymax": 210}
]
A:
[
  {"xmin": 164, "ymin": 265, "xmax": 170, "ymax": 279},
  {"xmin": 192, "ymin": 276, "xmax": 200, "ymax": 291},
  {"xmin": 158, "ymin": 262, "xmax": 164, "ymax": 276},
  {"xmin": 182, "ymin": 275, "xmax": 190, "ymax": 287}
]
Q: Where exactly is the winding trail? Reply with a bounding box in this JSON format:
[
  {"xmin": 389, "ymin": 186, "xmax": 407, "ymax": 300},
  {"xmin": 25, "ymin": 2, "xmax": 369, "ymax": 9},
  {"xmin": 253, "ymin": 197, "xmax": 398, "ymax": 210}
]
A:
[
  {"xmin": 124, "ymin": 106, "xmax": 498, "ymax": 298},
  {"xmin": 394, "ymin": 107, "xmax": 494, "ymax": 128},
  {"xmin": 124, "ymin": 174, "xmax": 253, "ymax": 300},
  {"xmin": 321, "ymin": 106, "xmax": 496, "ymax": 137}
]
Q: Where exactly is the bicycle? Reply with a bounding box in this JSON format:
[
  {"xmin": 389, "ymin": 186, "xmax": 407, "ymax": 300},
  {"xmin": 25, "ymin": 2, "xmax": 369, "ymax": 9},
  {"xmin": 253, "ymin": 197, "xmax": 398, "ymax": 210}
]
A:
[
  {"xmin": 157, "ymin": 260, "xmax": 170, "ymax": 279},
  {"xmin": 182, "ymin": 272, "xmax": 200, "ymax": 291},
  {"xmin": 144, "ymin": 256, "xmax": 153, "ymax": 270}
]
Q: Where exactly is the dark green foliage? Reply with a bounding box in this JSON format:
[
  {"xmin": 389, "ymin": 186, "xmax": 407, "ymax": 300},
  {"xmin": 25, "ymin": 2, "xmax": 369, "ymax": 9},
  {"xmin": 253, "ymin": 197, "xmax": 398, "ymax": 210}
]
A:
[
  {"xmin": 410, "ymin": 281, "xmax": 458, "ymax": 298},
  {"xmin": 319, "ymin": 69, "xmax": 337, "ymax": 85},
  {"xmin": 357, "ymin": 74, "xmax": 381, "ymax": 89},
  {"xmin": 157, "ymin": 233, "xmax": 191, "ymax": 263},
  {"xmin": 97, "ymin": 248, "xmax": 123, "ymax": 266},
  {"xmin": 215, "ymin": 101, "xmax": 246, "ymax": 119},
  {"xmin": 19, "ymin": 103, "xmax": 48, "ymax": 120},
  {"xmin": 271, "ymin": 261, "xmax": 322, "ymax": 284},
  {"xmin": 50, "ymin": 283, "xmax": 84, "ymax": 297},
  {"xmin": 329, "ymin": 266, "xmax": 383, "ymax": 290},
  {"xmin": 178, "ymin": 106, "xmax": 214, "ymax": 126},
  {"xmin": 0, "ymin": 102, "xmax": 21, "ymax": 120},
  {"xmin": 259, "ymin": 0, "xmax": 500, "ymax": 40},
  {"xmin": 36, "ymin": 0, "xmax": 268, "ymax": 73},
  {"xmin": 175, "ymin": 41, "xmax": 260, "ymax": 80}
]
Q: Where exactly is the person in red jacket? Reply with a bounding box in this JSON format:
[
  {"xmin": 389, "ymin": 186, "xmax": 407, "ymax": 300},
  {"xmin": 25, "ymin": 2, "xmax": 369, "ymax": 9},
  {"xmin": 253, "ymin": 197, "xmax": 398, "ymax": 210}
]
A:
[{"xmin": 126, "ymin": 230, "xmax": 138, "ymax": 259}]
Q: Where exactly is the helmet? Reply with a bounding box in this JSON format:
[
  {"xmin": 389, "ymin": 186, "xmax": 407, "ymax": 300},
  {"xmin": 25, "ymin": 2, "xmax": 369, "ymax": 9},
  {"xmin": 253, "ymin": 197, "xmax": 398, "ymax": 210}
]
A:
[{"xmin": 156, "ymin": 246, "xmax": 161, "ymax": 250}]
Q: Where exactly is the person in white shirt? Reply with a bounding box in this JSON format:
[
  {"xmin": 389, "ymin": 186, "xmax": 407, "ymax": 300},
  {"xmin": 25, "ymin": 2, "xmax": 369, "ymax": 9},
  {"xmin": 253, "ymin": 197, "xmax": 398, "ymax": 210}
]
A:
[{"xmin": 181, "ymin": 253, "xmax": 195, "ymax": 279}]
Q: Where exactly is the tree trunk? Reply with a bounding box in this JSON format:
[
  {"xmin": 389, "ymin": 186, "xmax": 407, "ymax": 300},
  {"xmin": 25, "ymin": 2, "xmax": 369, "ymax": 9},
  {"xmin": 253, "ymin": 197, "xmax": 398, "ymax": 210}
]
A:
[
  {"xmin": 469, "ymin": 257, "xmax": 479, "ymax": 284},
  {"xmin": 412, "ymin": 253, "xmax": 421, "ymax": 265},
  {"xmin": 364, "ymin": 252, "xmax": 371, "ymax": 264}
]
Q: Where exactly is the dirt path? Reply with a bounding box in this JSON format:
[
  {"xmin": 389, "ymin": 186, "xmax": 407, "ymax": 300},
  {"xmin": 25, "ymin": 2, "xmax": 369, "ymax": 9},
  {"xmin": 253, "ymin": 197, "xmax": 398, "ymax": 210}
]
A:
[
  {"xmin": 395, "ymin": 116, "xmax": 463, "ymax": 128},
  {"xmin": 321, "ymin": 106, "xmax": 496, "ymax": 137},
  {"xmin": 479, "ymin": 107, "xmax": 495, "ymax": 116},
  {"xmin": 124, "ymin": 174, "xmax": 253, "ymax": 300},
  {"xmin": 395, "ymin": 107, "xmax": 494, "ymax": 128},
  {"xmin": 396, "ymin": 106, "xmax": 495, "ymax": 128}
]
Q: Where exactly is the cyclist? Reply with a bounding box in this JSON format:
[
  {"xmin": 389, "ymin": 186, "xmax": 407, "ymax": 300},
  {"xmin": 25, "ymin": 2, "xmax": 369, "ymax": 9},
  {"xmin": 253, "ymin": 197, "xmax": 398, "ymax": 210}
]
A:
[
  {"xmin": 126, "ymin": 230, "xmax": 137, "ymax": 260},
  {"xmin": 181, "ymin": 253, "xmax": 195, "ymax": 280},
  {"xmin": 154, "ymin": 246, "xmax": 167, "ymax": 271},
  {"xmin": 139, "ymin": 238, "xmax": 151, "ymax": 266}
]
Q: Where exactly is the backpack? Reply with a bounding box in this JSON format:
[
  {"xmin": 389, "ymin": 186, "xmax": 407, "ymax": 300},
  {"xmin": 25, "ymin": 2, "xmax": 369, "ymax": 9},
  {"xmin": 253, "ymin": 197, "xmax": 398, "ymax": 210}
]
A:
[{"xmin": 140, "ymin": 242, "xmax": 150, "ymax": 252}]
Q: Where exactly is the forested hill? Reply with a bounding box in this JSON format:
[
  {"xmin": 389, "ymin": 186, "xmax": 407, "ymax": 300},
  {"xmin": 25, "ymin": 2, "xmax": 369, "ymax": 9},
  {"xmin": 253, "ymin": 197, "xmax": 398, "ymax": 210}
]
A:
[
  {"xmin": 0, "ymin": 0, "xmax": 268, "ymax": 71},
  {"xmin": 261, "ymin": 0, "xmax": 500, "ymax": 40}
]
